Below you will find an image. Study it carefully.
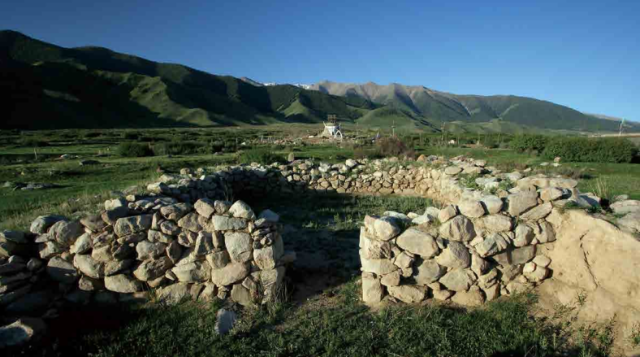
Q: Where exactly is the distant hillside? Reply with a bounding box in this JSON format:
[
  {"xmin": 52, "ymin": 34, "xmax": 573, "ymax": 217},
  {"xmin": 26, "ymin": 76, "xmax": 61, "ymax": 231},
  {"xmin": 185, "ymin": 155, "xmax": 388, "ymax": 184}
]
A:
[
  {"xmin": 0, "ymin": 31, "xmax": 377, "ymax": 129},
  {"xmin": 1, "ymin": 30, "xmax": 635, "ymax": 133},
  {"xmin": 308, "ymin": 81, "xmax": 640, "ymax": 132}
]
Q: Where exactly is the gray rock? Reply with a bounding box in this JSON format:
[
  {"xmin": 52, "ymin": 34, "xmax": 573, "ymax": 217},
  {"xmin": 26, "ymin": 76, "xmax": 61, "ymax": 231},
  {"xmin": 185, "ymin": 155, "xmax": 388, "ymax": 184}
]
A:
[
  {"xmin": 206, "ymin": 251, "xmax": 230, "ymax": 269},
  {"xmin": 211, "ymin": 262, "xmax": 249, "ymax": 286},
  {"xmin": 194, "ymin": 232, "xmax": 215, "ymax": 256},
  {"xmin": 439, "ymin": 269, "xmax": 477, "ymax": 292},
  {"xmin": 413, "ymin": 259, "xmax": 445, "ymax": 285},
  {"xmin": 102, "ymin": 206, "xmax": 129, "ymax": 224},
  {"xmin": 70, "ymin": 233, "xmax": 92, "ymax": 254},
  {"xmin": 160, "ymin": 203, "xmax": 192, "ymax": 220},
  {"xmin": 387, "ymin": 285, "xmax": 426, "ymax": 303},
  {"xmin": 438, "ymin": 205, "xmax": 458, "ymax": 222},
  {"xmin": 481, "ymin": 214, "xmax": 513, "ymax": 232},
  {"xmin": 435, "ymin": 241, "xmax": 471, "ymax": 269},
  {"xmin": 212, "ymin": 215, "xmax": 247, "ymax": 231},
  {"xmin": 451, "ymin": 286, "xmax": 485, "ymax": 306},
  {"xmin": 507, "ymin": 191, "xmax": 539, "ymax": 216},
  {"xmin": 480, "ymin": 195, "xmax": 503, "ymax": 214},
  {"xmin": 194, "ymin": 198, "xmax": 216, "ymax": 218},
  {"xmin": 520, "ymin": 202, "xmax": 552, "ymax": 221},
  {"xmin": 214, "ymin": 309, "xmax": 237, "ymax": 336},
  {"xmin": 30, "ymin": 215, "xmax": 66, "ymax": 234},
  {"xmin": 172, "ymin": 261, "xmax": 211, "ymax": 282},
  {"xmin": 395, "ymin": 228, "xmax": 439, "ymax": 258},
  {"xmin": 114, "ymin": 215, "xmax": 152, "ymax": 237},
  {"xmin": 362, "ymin": 273, "xmax": 384, "ymax": 303},
  {"xmin": 225, "ymin": 232, "xmax": 252, "ymax": 263},
  {"xmin": 46, "ymin": 256, "xmax": 78, "ymax": 283},
  {"xmin": 104, "ymin": 274, "xmax": 144, "ymax": 293},
  {"xmin": 156, "ymin": 282, "xmax": 191, "ymax": 305},
  {"xmin": 475, "ymin": 233, "xmax": 511, "ymax": 257},
  {"xmin": 0, "ymin": 230, "xmax": 27, "ymax": 244},
  {"xmin": 38, "ymin": 241, "xmax": 63, "ymax": 259},
  {"xmin": 49, "ymin": 220, "xmax": 83, "ymax": 246},
  {"xmin": 229, "ymin": 200, "xmax": 256, "ymax": 219},
  {"xmin": 133, "ymin": 257, "xmax": 173, "ymax": 281},
  {"xmin": 491, "ymin": 245, "xmax": 536, "ymax": 266},
  {"xmin": 0, "ymin": 318, "xmax": 47, "ymax": 348},
  {"xmin": 214, "ymin": 200, "xmax": 233, "ymax": 214},
  {"xmin": 105, "ymin": 198, "xmax": 126, "ymax": 211},
  {"xmin": 365, "ymin": 215, "xmax": 401, "ymax": 241},
  {"xmin": 80, "ymin": 215, "xmax": 107, "ymax": 232},
  {"xmin": 439, "ymin": 216, "xmax": 476, "ymax": 242},
  {"xmin": 610, "ymin": 200, "xmax": 640, "ymax": 215},
  {"xmin": 136, "ymin": 241, "xmax": 167, "ymax": 260},
  {"xmin": 104, "ymin": 259, "xmax": 133, "ymax": 276},
  {"xmin": 458, "ymin": 200, "xmax": 485, "ymax": 218},
  {"xmin": 258, "ymin": 209, "xmax": 280, "ymax": 222},
  {"xmin": 231, "ymin": 284, "xmax": 254, "ymax": 306},
  {"xmin": 73, "ymin": 254, "xmax": 104, "ymax": 279},
  {"xmin": 177, "ymin": 213, "xmax": 204, "ymax": 232}
]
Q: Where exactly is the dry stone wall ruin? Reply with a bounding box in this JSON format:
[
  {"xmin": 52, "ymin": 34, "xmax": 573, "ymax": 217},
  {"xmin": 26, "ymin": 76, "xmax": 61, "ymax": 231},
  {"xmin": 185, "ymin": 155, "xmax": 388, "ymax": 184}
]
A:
[{"xmin": 2, "ymin": 154, "xmax": 640, "ymax": 348}]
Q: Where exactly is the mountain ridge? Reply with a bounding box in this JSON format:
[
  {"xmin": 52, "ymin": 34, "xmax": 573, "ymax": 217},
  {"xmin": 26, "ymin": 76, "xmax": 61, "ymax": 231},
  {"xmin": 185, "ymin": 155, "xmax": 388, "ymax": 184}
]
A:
[{"xmin": 1, "ymin": 30, "xmax": 636, "ymax": 133}]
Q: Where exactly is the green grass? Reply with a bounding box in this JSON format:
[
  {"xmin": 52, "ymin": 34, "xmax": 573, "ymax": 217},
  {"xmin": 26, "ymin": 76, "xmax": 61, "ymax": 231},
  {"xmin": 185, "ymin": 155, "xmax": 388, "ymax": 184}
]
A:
[{"xmin": 13, "ymin": 282, "xmax": 616, "ymax": 357}]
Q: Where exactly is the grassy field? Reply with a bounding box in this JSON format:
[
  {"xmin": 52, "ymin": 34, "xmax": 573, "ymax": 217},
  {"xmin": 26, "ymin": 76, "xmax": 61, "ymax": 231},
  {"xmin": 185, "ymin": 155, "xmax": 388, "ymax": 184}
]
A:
[
  {"xmin": 1, "ymin": 128, "xmax": 639, "ymax": 231},
  {"xmin": 7, "ymin": 193, "xmax": 619, "ymax": 357}
]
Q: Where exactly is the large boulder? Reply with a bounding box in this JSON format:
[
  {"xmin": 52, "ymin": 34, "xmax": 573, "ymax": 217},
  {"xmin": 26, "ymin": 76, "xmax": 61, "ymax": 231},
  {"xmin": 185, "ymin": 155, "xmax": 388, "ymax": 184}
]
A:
[
  {"xmin": 30, "ymin": 215, "xmax": 66, "ymax": 234},
  {"xmin": 224, "ymin": 232, "xmax": 252, "ymax": 263},
  {"xmin": 451, "ymin": 286, "xmax": 485, "ymax": 306},
  {"xmin": 413, "ymin": 259, "xmax": 445, "ymax": 285},
  {"xmin": 133, "ymin": 257, "xmax": 173, "ymax": 281},
  {"xmin": 507, "ymin": 191, "xmax": 538, "ymax": 216},
  {"xmin": 211, "ymin": 216, "xmax": 247, "ymax": 231},
  {"xmin": 229, "ymin": 201, "xmax": 256, "ymax": 219},
  {"xmin": 458, "ymin": 200, "xmax": 485, "ymax": 218},
  {"xmin": 387, "ymin": 285, "xmax": 426, "ymax": 303},
  {"xmin": 73, "ymin": 254, "xmax": 104, "ymax": 279},
  {"xmin": 46, "ymin": 257, "xmax": 79, "ymax": 283},
  {"xmin": 49, "ymin": 220, "xmax": 83, "ymax": 246},
  {"xmin": 0, "ymin": 318, "xmax": 47, "ymax": 348},
  {"xmin": 364, "ymin": 215, "xmax": 401, "ymax": 241}
]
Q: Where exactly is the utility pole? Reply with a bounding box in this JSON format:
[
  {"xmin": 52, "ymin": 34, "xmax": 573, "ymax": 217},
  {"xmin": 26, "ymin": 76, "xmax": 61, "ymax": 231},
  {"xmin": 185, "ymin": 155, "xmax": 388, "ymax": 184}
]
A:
[
  {"xmin": 392, "ymin": 120, "xmax": 396, "ymax": 138},
  {"xmin": 619, "ymin": 119, "xmax": 626, "ymax": 137}
]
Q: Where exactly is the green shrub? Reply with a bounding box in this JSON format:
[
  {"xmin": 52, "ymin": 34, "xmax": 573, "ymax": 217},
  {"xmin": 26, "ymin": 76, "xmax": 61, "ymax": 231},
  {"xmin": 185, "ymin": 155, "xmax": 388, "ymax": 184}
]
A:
[
  {"xmin": 122, "ymin": 132, "xmax": 140, "ymax": 140},
  {"xmin": 237, "ymin": 149, "xmax": 284, "ymax": 165},
  {"xmin": 543, "ymin": 137, "xmax": 637, "ymax": 163},
  {"xmin": 21, "ymin": 138, "xmax": 50, "ymax": 147},
  {"xmin": 116, "ymin": 142, "xmax": 154, "ymax": 157},
  {"xmin": 153, "ymin": 142, "xmax": 207, "ymax": 156},
  {"xmin": 375, "ymin": 137, "xmax": 416, "ymax": 158},
  {"xmin": 510, "ymin": 134, "xmax": 549, "ymax": 153}
]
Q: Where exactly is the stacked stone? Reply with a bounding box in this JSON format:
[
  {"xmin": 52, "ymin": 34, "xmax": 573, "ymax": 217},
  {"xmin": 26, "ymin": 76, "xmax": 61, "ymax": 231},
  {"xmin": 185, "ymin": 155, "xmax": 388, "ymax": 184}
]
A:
[
  {"xmin": 360, "ymin": 185, "xmax": 561, "ymax": 306},
  {"xmin": 147, "ymin": 171, "xmax": 232, "ymax": 203},
  {"xmin": 0, "ymin": 231, "xmax": 45, "ymax": 312},
  {"xmin": 1, "ymin": 198, "xmax": 287, "ymax": 313}
]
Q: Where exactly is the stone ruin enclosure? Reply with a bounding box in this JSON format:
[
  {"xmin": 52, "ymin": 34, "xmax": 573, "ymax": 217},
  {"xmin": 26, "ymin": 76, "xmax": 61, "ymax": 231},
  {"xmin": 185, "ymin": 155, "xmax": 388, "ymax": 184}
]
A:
[{"xmin": 2, "ymin": 154, "xmax": 640, "ymax": 352}]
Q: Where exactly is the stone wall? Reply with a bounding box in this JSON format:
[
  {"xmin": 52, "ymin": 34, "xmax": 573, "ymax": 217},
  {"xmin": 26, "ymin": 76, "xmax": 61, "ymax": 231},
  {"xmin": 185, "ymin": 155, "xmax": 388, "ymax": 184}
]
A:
[{"xmin": 1, "ymin": 196, "xmax": 289, "ymax": 314}]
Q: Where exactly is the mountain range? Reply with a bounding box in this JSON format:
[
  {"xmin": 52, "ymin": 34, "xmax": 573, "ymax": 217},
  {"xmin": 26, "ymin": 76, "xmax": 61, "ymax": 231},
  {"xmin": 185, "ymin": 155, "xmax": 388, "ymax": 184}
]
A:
[{"xmin": 1, "ymin": 30, "xmax": 636, "ymax": 133}]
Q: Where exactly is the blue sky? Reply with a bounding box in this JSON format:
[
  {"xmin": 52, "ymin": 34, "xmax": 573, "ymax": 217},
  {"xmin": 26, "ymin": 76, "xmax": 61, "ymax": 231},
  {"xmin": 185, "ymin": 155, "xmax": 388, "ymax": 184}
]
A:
[{"xmin": 3, "ymin": 0, "xmax": 639, "ymax": 121}]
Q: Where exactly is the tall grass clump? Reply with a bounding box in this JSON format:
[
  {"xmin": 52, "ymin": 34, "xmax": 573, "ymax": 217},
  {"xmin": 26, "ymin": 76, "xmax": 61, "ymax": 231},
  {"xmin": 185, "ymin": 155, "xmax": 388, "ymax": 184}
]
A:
[
  {"xmin": 116, "ymin": 142, "xmax": 154, "ymax": 157},
  {"xmin": 237, "ymin": 149, "xmax": 284, "ymax": 165},
  {"xmin": 543, "ymin": 137, "xmax": 637, "ymax": 163},
  {"xmin": 510, "ymin": 134, "xmax": 549, "ymax": 153}
]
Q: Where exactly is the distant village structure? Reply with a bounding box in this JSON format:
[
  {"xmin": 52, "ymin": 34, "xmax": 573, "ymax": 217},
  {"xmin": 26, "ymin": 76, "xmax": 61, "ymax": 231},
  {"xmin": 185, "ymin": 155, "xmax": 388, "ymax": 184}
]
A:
[{"xmin": 321, "ymin": 114, "xmax": 343, "ymax": 140}]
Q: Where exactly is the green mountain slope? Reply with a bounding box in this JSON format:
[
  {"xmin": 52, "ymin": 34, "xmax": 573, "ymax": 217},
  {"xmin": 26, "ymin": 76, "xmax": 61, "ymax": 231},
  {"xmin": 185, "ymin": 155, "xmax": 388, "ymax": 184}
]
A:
[
  {"xmin": 310, "ymin": 81, "xmax": 639, "ymax": 132},
  {"xmin": 0, "ymin": 30, "xmax": 376, "ymax": 129}
]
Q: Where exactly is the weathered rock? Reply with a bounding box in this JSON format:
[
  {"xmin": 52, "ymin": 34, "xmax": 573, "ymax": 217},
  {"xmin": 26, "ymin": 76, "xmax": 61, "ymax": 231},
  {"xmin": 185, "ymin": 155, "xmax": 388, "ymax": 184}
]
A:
[
  {"xmin": 212, "ymin": 215, "xmax": 247, "ymax": 231},
  {"xmin": 513, "ymin": 224, "xmax": 535, "ymax": 247},
  {"xmin": 0, "ymin": 318, "xmax": 47, "ymax": 348},
  {"xmin": 194, "ymin": 232, "xmax": 215, "ymax": 256},
  {"xmin": 78, "ymin": 276, "xmax": 104, "ymax": 291},
  {"xmin": 172, "ymin": 261, "xmax": 211, "ymax": 282},
  {"xmin": 536, "ymin": 221, "xmax": 556, "ymax": 243},
  {"xmin": 231, "ymin": 284, "xmax": 254, "ymax": 306},
  {"xmin": 444, "ymin": 166, "xmax": 463, "ymax": 175},
  {"xmin": 540, "ymin": 187, "xmax": 564, "ymax": 202},
  {"xmin": 133, "ymin": 257, "xmax": 173, "ymax": 281},
  {"xmin": 253, "ymin": 245, "xmax": 278, "ymax": 270},
  {"xmin": 177, "ymin": 213, "xmax": 204, "ymax": 232},
  {"xmin": 360, "ymin": 251, "xmax": 399, "ymax": 275},
  {"xmin": 156, "ymin": 282, "xmax": 191, "ymax": 304},
  {"xmin": 47, "ymin": 256, "xmax": 79, "ymax": 283},
  {"xmin": 258, "ymin": 209, "xmax": 280, "ymax": 222},
  {"xmin": 365, "ymin": 215, "xmax": 401, "ymax": 241},
  {"xmin": 439, "ymin": 216, "xmax": 476, "ymax": 242},
  {"xmin": 136, "ymin": 241, "xmax": 167, "ymax": 260},
  {"xmin": 194, "ymin": 198, "xmax": 217, "ymax": 218},
  {"xmin": 452, "ymin": 286, "xmax": 485, "ymax": 306},
  {"xmin": 114, "ymin": 215, "xmax": 152, "ymax": 237},
  {"xmin": 214, "ymin": 200, "xmax": 233, "ymax": 215},
  {"xmin": 102, "ymin": 207, "xmax": 129, "ymax": 224},
  {"xmin": 229, "ymin": 200, "xmax": 256, "ymax": 219},
  {"xmin": 380, "ymin": 270, "xmax": 402, "ymax": 287},
  {"xmin": 225, "ymin": 232, "xmax": 252, "ymax": 263},
  {"xmin": 159, "ymin": 221, "xmax": 180, "ymax": 236},
  {"xmin": 480, "ymin": 214, "xmax": 513, "ymax": 232},
  {"xmin": 49, "ymin": 220, "xmax": 83, "ymax": 246},
  {"xmin": 0, "ymin": 230, "xmax": 27, "ymax": 244},
  {"xmin": 104, "ymin": 274, "xmax": 144, "ymax": 293},
  {"xmin": 211, "ymin": 262, "xmax": 250, "ymax": 286},
  {"xmin": 610, "ymin": 200, "xmax": 640, "ymax": 215},
  {"xmin": 387, "ymin": 285, "xmax": 426, "ymax": 303},
  {"xmin": 458, "ymin": 200, "xmax": 485, "ymax": 218},
  {"xmin": 206, "ymin": 251, "xmax": 230, "ymax": 270},
  {"xmin": 160, "ymin": 203, "xmax": 192, "ymax": 221},
  {"xmin": 80, "ymin": 215, "xmax": 107, "ymax": 232},
  {"xmin": 480, "ymin": 196, "xmax": 503, "ymax": 214},
  {"xmin": 251, "ymin": 266, "xmax": 285, "ymax": 302},
  {"xmin": 166, "ymin": 241, "xmax": 182, "ymax": 264},
  {"xmin": 520, "ymin": 202, "xmax": 552, "ymax": 221},
  {"xmin": 30, "ymin": 215, "xmax": 66, "ymax": 234},
  {"xmin": 491, "ymin": 245, "xmax": 536, "ymax": 266},
  {"xmin": 436, "ymin": 241, "xmax": 471, "ymax": 269},
  {"xmin": 507, "ymin": 191, "xmax": 538, "ymax": 216},
  {"xmin": 475, "ymin": 233, "xmax": 510, "ymax": 257},
  {"xmin": 69, "ymin": 233, "xmax": 92, "ymax": 254},
  {"xmin": 414, "ymin": 259, "xmax": 445, "ymax": 285},
  {"xmin": 439, "ymin": 269, "xmax": 476, "ymax": 292},
  {"xmin": 104, "ymin": 259, "xmax": 133, "ymax": 276},
  {"xmin": 214, "ymin": 309, "xmax": 237, "ymax": 336},
  {"xmin": 395, "ymin": 228, "xmax": 439, "ymax": 258},
  {"xmin": 438, "ymin": 205, "xmax": 458, "ymax": 223},
  {"xmin": 73, "ymin": 254, "xmax": 104, "ymax": 279}
]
